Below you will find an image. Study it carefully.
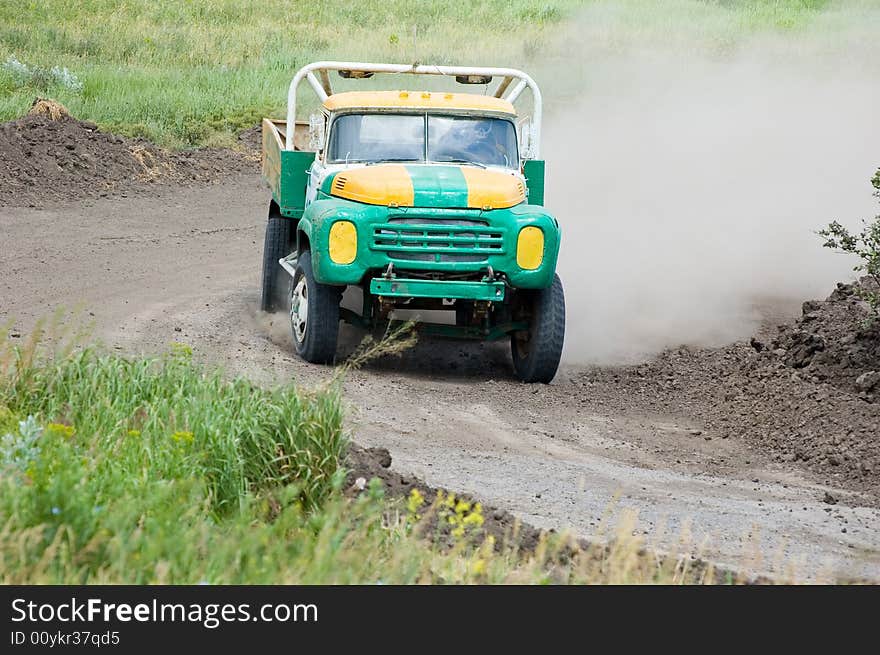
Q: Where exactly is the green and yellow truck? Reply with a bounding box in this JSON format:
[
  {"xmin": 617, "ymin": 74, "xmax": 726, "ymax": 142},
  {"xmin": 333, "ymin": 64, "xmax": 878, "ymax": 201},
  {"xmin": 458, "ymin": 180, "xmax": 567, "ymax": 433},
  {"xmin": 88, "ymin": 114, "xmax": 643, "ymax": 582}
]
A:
[{"xmin": 260, "ymin": 61, "xmax": 564, "ymax": 382}]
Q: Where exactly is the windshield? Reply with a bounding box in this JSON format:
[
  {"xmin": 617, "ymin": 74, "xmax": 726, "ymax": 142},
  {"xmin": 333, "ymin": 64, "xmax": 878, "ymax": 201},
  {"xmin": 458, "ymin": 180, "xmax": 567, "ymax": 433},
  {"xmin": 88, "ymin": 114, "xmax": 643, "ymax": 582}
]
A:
[{"xmin": 326, "ymin": 113, "xmax": 518, "ymax": 168}]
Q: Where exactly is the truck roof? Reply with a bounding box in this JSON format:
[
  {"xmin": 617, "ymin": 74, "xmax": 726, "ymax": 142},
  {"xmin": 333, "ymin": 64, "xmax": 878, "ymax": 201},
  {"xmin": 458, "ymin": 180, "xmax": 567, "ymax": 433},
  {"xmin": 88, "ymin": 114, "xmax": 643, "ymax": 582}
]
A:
[{"xmin": 322, "ymin": 90, "xmax": 516, "ymax": 116}]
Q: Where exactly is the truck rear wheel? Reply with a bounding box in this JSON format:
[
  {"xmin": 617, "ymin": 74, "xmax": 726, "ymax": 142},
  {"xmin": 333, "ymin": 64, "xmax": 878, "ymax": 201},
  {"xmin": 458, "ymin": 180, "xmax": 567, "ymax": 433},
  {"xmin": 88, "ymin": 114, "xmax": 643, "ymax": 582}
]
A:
[
  {"xmin": 260, "ymin": 204, "xmax": 290, "ymax": 312},
  {"xmin": 289, "ymin": 250, "xmax": 341, "ymax": 364},
  {"xmin": 511, "ymin": 274, "xmax": 565, "ymax": 383}
]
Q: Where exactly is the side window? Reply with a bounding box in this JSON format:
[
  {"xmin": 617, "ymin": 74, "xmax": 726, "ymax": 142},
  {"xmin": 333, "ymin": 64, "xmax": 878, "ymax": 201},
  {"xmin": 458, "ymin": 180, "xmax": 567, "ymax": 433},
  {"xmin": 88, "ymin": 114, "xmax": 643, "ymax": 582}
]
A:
[
  {"xmin": 308, "ymin": 113, "xmax": 326, "ymax": 153},
  {"xmin": 327, "ymin": 114, "xmax": 355, "ymax": 161}
]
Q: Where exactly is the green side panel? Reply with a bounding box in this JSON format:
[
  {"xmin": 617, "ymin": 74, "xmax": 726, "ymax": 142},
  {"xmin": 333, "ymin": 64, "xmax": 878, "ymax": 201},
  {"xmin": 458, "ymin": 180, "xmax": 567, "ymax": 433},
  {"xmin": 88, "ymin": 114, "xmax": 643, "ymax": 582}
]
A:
[
  {"xmin": 406, "ymin": 165, "xmax": 469, "ymax": 208},
  {"xmin": 523, "ymin": 159, "xmax": 546, "ymax": 206},
  {"xmin": 279, "ymin": 150, "xmax": 315, "ymax": 218},
  {"xmin": 370, "ymin": 277, "xmax": 506, "ymax": 301}
]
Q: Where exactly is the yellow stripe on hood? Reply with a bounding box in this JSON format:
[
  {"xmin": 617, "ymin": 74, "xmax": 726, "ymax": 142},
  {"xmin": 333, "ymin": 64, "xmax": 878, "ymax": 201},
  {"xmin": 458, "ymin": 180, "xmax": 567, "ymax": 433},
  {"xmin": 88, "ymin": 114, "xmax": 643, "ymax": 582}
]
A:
[
  {"xmin": 330, "ymin": 165, "xmax": 414, "ymax": 207},
  {"xmin": 329, "ymin": 164, "xmax": 525, "ymax": 209},
  {"xmin": 460, "ymin": 167, "xmax": 526, "ymax": 210}
]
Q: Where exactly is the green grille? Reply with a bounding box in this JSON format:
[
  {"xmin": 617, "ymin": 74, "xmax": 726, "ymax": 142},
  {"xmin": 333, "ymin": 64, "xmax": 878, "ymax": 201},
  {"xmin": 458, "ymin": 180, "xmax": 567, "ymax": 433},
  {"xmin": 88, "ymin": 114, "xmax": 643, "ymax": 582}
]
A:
[{"xmin": 371, "ymin": 221, "xmax": 505, "ymax": 264}]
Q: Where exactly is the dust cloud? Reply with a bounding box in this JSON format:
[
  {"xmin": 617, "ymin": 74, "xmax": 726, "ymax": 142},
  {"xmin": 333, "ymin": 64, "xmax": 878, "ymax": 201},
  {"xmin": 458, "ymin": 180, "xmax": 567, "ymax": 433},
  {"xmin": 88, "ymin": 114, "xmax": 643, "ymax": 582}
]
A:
[
  {"xmin": 255, "ymin": 309, "xmax": 293, "ymax": 349},
  {"xmin": 543, "ymin": 23, "xmax": 880, "ymax": 364}
]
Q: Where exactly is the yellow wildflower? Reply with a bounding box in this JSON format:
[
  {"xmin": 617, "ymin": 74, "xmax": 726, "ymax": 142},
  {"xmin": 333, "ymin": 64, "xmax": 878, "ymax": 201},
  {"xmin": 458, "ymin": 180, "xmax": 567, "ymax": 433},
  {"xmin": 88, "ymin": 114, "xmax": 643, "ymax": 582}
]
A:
[
  {"xmin": 46, "ymin": 423, "xmax": 75, "ymax": 438},
  {"xmin": 406, "ymin": 488, "xmax": 425, "ymax": 515},
  {"xmin": 463, "ymin": 510, "xmax": 484, "ymax": 527},
  {"xmin": 169, "ymin": 342, "xmax": 193, "ymax": 358},
  {"xmin": 171, "ymin": 430, "xmax": 194, "ymax": 444}
]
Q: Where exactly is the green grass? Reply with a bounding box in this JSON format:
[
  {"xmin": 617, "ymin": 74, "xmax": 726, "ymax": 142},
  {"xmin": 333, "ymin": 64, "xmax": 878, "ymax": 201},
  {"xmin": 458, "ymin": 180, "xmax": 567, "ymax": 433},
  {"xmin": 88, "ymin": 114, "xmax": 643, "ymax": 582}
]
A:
[
  {"xmin": 0, "ymin": 0, "xmax": 578, "ymax": 147},
  {"xmin": 1, "ymin": 0, "xmax": 870, "ymax": 147},
  {"xmin": 0, "ymin": 323, "xmax": 733, "ymax": 584}
]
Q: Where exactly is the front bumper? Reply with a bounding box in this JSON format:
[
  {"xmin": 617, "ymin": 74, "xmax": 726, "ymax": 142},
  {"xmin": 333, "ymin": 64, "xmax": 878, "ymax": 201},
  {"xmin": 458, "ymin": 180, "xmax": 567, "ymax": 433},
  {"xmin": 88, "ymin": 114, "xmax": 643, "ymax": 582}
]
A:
[{"xmin": 369, "ymin": 277, "xmax": 506, "ymax": 301}]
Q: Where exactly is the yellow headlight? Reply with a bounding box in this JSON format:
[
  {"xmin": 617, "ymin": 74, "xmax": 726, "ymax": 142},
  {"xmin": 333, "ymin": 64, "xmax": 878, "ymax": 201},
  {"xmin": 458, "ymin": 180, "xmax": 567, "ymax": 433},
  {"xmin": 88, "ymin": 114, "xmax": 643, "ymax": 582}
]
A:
[
  {"xmin": 329, "ymin": 221, "xmax": 357, "ymax": 264},
  {"xmin": 516, "ymin": 226, "xmax": 544, "ymax": 270}
]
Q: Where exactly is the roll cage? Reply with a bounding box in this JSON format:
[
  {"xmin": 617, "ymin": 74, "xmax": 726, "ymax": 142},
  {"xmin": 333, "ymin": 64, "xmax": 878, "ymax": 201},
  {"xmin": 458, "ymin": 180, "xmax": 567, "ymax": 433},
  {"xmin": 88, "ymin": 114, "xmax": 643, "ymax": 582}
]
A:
[{"xmin": 284, "ymin": 61, "xmax": 543, "ymax": 158}]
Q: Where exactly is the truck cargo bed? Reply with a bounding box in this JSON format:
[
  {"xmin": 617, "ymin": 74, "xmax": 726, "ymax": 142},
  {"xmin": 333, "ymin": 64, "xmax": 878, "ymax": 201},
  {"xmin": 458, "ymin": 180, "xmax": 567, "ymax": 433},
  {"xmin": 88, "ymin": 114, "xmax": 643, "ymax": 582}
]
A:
[{"xmin": 261, "ymin": 119, "xmax": 314, "ymax": 218}]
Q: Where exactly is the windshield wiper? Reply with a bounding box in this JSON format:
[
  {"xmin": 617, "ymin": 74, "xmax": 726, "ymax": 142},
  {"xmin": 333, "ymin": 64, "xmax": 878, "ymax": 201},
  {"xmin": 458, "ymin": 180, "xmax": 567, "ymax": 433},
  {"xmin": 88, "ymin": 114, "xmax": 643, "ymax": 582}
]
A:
[
  {"xmin": 431, "ymin": 158, "xmax": 487, "ymax": 169},
  {"xmin": 365, "ymin": 158, "xmax": 423, "ymax": 165}
]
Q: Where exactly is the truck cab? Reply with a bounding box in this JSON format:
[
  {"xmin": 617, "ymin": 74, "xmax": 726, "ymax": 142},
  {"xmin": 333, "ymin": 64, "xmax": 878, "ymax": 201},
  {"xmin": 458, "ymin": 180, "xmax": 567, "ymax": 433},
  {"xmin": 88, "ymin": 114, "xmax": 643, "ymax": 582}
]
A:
[{"xmin": 260, "ymin": 62, "xmax": 564, "ymax": 382}]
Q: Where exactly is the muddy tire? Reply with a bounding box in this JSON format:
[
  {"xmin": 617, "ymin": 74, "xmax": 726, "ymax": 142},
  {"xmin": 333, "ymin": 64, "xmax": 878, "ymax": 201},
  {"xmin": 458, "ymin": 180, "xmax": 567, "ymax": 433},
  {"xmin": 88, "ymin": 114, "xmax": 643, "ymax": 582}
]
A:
[
  {"xmin": 260, "ymin": 205, "xmax": 290, "ymax": 312},
  {"xmin": 511, "ymin": 274, "xmax": 565, "ymax": 383},
  {"xmin": 288, "ymin": 251, "xmax": 341, "ymax": 364}
]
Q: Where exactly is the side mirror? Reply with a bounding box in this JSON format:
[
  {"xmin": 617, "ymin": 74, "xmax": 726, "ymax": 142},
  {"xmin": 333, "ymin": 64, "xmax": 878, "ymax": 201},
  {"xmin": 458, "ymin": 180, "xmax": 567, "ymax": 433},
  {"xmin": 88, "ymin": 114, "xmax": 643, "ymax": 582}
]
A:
[
  {"xmin": 519, "ymin": 119, "xmax": 532, "ymax": 160},
  {"xmin": 309, "ymin": 113, "xmax": 325, "ymax": 152}
]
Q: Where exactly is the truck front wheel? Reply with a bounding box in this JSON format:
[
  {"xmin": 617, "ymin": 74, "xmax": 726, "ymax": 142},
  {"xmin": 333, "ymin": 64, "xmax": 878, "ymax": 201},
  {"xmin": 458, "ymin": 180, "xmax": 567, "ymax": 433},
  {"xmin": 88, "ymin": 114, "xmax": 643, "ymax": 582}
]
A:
[
  {"xmin": 289, "ymin": 250, "xmax": 341, "ymax": 364},
  {"xmin": 510, "ymin": 274, "xmax": 566, "ymax": 383}
]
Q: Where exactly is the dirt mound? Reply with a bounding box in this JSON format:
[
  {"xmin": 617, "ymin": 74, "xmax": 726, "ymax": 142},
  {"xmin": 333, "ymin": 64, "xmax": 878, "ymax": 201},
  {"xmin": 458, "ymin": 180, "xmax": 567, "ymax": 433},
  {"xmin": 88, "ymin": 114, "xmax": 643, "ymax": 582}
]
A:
[
  {"xmin": 771, "ymin": 280, "xmax": 880, "ymax": 397},
  {"xmin": 576, "ymin": 280, "xmax": 880, "ymax": 502},
  {"xmin": 237, "ymin": 124, "xmax": 262, "ymax": 153},
  {"xmin": 345, "ymin": 444, "xmax": 543, "ymax": 553},
  {"xmin": 0, "ymin": 112, "xmax": 257, "ymax": 208}
]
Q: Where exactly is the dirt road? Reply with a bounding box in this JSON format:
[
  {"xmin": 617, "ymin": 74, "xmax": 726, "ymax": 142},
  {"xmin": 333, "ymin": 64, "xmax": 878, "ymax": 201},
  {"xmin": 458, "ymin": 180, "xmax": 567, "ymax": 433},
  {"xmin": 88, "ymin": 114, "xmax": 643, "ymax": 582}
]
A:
[{"xmin": 2, "ymin": 177, "xmax": 879, "ymax": 581}]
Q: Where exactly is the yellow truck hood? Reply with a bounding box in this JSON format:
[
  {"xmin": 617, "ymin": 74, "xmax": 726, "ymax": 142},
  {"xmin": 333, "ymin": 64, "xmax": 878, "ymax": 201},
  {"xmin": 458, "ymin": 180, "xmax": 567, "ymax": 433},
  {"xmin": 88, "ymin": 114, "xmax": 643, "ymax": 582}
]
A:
[{"xmin": 328, "ymin": 164, "xmax": 525, "ymax": 210}]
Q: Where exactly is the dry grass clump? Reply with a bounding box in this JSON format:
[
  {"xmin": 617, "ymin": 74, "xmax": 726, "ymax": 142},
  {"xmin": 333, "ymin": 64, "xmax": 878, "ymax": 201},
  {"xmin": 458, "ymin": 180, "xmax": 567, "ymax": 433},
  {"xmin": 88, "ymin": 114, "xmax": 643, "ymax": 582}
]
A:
[
  {"xmin": 129, "ymin": 144, "xmax": 177, "ymax": 181},
  {"xmin": 27, "ymin": 97, "xmax": 69, "ymax": 121}
]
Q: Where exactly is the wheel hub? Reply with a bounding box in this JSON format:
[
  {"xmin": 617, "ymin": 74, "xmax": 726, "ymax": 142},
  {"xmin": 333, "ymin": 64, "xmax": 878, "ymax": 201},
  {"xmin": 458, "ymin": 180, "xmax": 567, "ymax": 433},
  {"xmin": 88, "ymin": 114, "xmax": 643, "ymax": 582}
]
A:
[{"xmin": 290, "ymin": 277, "xmax": 308, "ymax": 343}]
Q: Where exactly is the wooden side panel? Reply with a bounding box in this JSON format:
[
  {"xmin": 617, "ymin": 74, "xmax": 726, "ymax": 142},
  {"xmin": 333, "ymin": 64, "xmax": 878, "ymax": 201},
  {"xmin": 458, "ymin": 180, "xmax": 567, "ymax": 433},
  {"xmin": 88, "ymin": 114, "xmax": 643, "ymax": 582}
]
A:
[
  {"xmin": 292, "ymin": 121, "xmax": 310, "ymax": 151},
  {"xmin": 261, "ymin": 118, "xmax": 284, "ymax": 204},
  {"xmin": 264, "ymin": 119, "xmax": 311, "ymax": 152}
]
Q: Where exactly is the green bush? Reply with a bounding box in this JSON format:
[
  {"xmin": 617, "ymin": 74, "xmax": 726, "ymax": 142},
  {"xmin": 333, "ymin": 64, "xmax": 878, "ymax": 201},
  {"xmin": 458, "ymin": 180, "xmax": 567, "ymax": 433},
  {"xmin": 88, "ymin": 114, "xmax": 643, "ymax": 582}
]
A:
[{"xmin": 819, "ymin": 169, "xmax": 880, "ymax": 322}]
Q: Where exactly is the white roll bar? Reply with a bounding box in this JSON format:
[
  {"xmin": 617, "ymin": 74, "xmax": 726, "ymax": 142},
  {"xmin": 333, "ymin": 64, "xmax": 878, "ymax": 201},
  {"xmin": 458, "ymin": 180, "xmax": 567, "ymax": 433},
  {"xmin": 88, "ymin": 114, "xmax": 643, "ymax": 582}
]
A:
[{"xmin": 285, "ymin": 61, "xmax": 543, "ymax": 158}]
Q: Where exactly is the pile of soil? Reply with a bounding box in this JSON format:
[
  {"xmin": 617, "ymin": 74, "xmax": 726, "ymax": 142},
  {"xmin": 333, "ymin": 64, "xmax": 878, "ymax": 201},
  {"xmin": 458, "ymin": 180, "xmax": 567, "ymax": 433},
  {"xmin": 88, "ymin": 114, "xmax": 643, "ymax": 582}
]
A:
[
  {"xmin": 237, "ymin": 124, "xmax": 262, "ymax": 152},
  {"xmin": 345, "ymin": 444, "xmax": 543, "ymax": 553},
  {"xmin": 773, "ymin": 280, "xmax": 880, "ymax": 397},
  {"xmin": 575, "ymin": 280, "xmax": 880, "ymax": 501},
  {"xmin": 0, "ymin": 113, "xmax": 257, "ymax": 208}
]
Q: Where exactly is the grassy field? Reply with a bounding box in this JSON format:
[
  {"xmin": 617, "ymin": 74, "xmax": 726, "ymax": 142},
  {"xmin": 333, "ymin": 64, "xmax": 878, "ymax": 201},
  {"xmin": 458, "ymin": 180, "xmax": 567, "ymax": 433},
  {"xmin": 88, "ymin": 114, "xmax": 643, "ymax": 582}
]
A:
[
  {"xmin": 0, "ymin": 321, "xmax": 734, "ymax": 584},
  {"xmin": 0, "ymin": 0, "xmax": 869, "ymax": 148}
]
